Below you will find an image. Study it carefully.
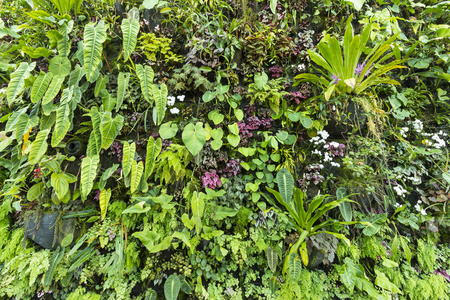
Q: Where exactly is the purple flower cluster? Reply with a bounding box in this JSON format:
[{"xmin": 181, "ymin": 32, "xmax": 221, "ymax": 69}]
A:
[
  {"xmin": 107, "ymin": 227, "xmax": 116, "ymax": 241},
  {"xmin": 108, "ymin": 141, "xmax": 123, "ymax": 162},
  {"xmin": 202, "ymin": 171, "xmax": 222, "ymax": 189},
  {"xmin": 285, "ymin": 91, "xmax": 308, "ymax": 104},
  {"xmin": 355, "ymin": 61, "xmax": 373, "ymax": 77},
  {"xmin": 323, "ymin": 142, "xmax": 345, "ymax": 157},
  {"xmin": 269, "ymin": 65, "xmax": 283, "ymax": 78},
  {"xmin": 301, "ymin": 164, "xmax": 325, "ymax": 186},
  {"xmin": 131, "ymin": 112, "xmax": 143, "ymax": 122},
  {"xmin": 220, "ymin": 158, "xmax": 241, "ymax": 178},
  {"xmin": 93, "ymin": 190, "xmax": 101, "ymax": 201}
]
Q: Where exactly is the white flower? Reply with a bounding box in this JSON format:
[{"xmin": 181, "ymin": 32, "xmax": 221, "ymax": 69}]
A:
[
  {"xmin": 167, "ymin": 96, "xmax": 176, "ymax": 106},
  {"xmin": 394, "ymin": 185, "xmax": 407, "ymax": 197},
  {"xmin": 420, "ymin": 209, "xmax": 427, "ymax": 216},
  {"xmin": 399, "ymin": 127, "xmax": 409, "ymax": 138},
  {"xmin": 0, "ymin": 88, "xmax": 6, "ymax": 94},
  {"xmin": 312, "ymin": 149, "xmax": 322, "ymax": 156},
  {"xmin": 330, "ymin": 162, "xmax": 340, "ymax": 167},
  {"xmin": 413, "ymin": 119, "xmax": 423, "ymax": 133},
  {"xmin": 177, "ymin": 95, "xmax": 185, "ymax": 102},
  {"xmin": 170, "ymin": 107, "xmax": 180, "ymax": 114}
]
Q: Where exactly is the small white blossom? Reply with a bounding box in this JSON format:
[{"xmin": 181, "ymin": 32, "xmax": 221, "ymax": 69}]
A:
[
  {"xmin": 394, "ymin": 185, "xmax": 407, "ymax": 197},
  {"xmin": 167, "ymin": 96, "xmax": 176, "ymax": 106},
  {"xmin": 177, "ymin": 95, "xmax": 185, "ymax": 102},
  {"xmin": 0, "ymin": 88, "xmax": 6, "ymax": 94},
  {"xmin": 330, "ymin": 162, "xmax": 340, "ymax": 167},
  {"xmin": 413, "ymin": 119, "xmax": 423, "ymax": 133},
  {"xmin": 399, "ymin": 127, "xmax": 409, "ymax": 138},
  {"xmin": 170, "ymin": 107, "xmax": 180, "ymax": 114}
]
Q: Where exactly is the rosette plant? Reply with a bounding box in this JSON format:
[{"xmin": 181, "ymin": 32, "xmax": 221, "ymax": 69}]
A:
[{"xmin": 294, "ymin": 14, "xmax": 406, "ymax": 100}]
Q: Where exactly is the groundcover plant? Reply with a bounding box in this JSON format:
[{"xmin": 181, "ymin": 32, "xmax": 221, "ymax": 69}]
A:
[{"xmin": 1, "ymin": 0, "xmax": 450, "ymax": 299}]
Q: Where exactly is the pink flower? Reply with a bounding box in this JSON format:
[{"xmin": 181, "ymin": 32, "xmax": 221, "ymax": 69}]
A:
[{"xmin": 202, "ymin": 171, "xmax": 222, "ymax": 189}]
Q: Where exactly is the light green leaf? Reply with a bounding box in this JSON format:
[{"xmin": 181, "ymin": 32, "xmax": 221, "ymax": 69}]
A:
[
  {"xmin": 49, "ymin": 56, "xmax": 71, "ymax": 77},
  {"xmin": 101, "ymin": 112, "xmax": 124, "ymax": 149},
  {"xmin": 182, "ymin": 122, "xmax": 206, "ymax": 156},
  {"xmin": 152, "ymin": 83, "xmax": 167, "ymax": 126},
  {"xmin": 191, "ymin": 192, "xmax": 204, "ymax": 235},
  {"xmin": 27, "ymin": 182, "xmax": 45, "ymax": 201},
  {"xmin": 145, "ymin": 137, "xmax": 162, "ymax": 180},
  {"xmin": 227, "ymin": 134, "xmax": 240, "ymax": 147},
  {"xmin": 116, "ymin": 72, "xmax": 130, "ymax": 111},
  {"xmin": 136, "ymin": 64, "xmax": 154, "ymax": 103},
  {"xmin": 99, "ymin": 189, "xmax": 111, "ymax": 220},
  {"xmin": 28, "ymin": 129, "xmax": 50, "ymax": 165},
  {"xmin": 375, "ymin": 270, "xmax": 402, "ymax": 294},
  {"xmin": 267, "ymin": 246, "xmax": 278, "ymax": 272},
  {"xmin": 7, "ymin": 62, "xmax": 35, "ymax": 106},
  {"xmin": 31, "ymin": 71, "xmax": 53, "ymax": 103},
  {"xmin": 121, "ymin": 16, "xmax": 140, "ymax": 62},
  {"xmin": 42, "ymin": 75, "xmax": 64, "ymax": 105},
  {"xmin": 81, "ymin": 155, "xmax": 99, "ymax": 201},
  {"xmin": 51, "ymin": 103, "xmax": 70, "ymax": 147},
  {"xmin": 94, "ymin": 74, "xmax": 109, "ymax": 97},
  {"xmin": 159, "ymin": 122, "xmax": 178, "ymax": 139},
  {"xmin": 51, "ymin": 172, "xmax": 69, "ymax": 200},
  {"xmin": 122, "ymin": 141, "xmax": 135, "ymax": 178},
  {"xmin": 83, "ymin": 20, "xmax": 107, "ymax": 81},
  {"xmin": 276, "ymin": 168, "xmax": 294, "ymax": 203},
  {"xmin": 130, "ymin": 160, "xmax": 144, "ymax": 194},
  {"xmin": 164, "ymin": 274, "xmax": 181, "ymax": 300}
]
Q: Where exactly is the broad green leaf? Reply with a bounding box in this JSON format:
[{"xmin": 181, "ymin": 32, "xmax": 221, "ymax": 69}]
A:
[
  {"xmin": 87, "ymin": 106, "xmax": 102, "ymax": 156},
  {"xmin": 133, "ymin": 230, "xmax": 160, "ymax": 249},
  {"xmin": 49, "ymin": 56, "xmax": 71, "ymax": 77},
  {"xmin": 143, "ymin": 0, "xmax": 159, "ymax": 9},
  {"xmin": 374, "ymin": 270, "xmax": 402, "ymax": 294},
  {"xmin": 208, "ymin": 110, "xmax": 224, "ymax": 125},
  {"xmin": 100, "ymin": 89, "xmax": 116, "ymax": 112},
  {"xmin": 121, "ymin": 16, "xmax": 140, "ymax": 61},
  {"xmin": 51, "ymin": 103, "xmax": 70, "ymax": 147},
  {"xmin": 7, "ymin": 62, "xmax": 35, "ymax": 106},
  {"xmin": 182, "ymin": 122, "xmax": 206, "ymax": 156},
  {"xmin": 28, "ymin": 129, "xmax": 50, "ymax": 165},
  {"xmin": 212, "ymin": 206, "xmax": 237, "ymax": 220},
  {"xmin": 238, "ymin": 147, "xmax": 256, "ymax": 157},
  {"xmin": 130, "ymin": 160, "xmax": 144, "ymax": 194},
  {"xmin": 335, "ymin": 257, "xmax": 357, "ymax": 292},
  {"xmin": 228, "ymin": 123, "xmax": 239, "ymax": 135},
  {"xmin": 150, "ymin": 236, "xmax": 172, "ymax": 253},
  {"xmin": 122, "ymin": 141, "xmax": 135, "ymax": 178},
  {"xmin": 101, "ymin": 112, "xmax": 124, "ymax": 149},
  {"xmin": 27, "ymin": 182, "xmax": 45, "ymax": 201},
  {"xmin": 16, "ymin": 113, "xmax": 38, "ymax": 141},
  {"xmin": 211, "ymin": 139, "xmax": 222, "ymax": 150},
  {"xmin": 99, "ymin": 189, "xmax": 111, "ymax": 220},
  {"xmin": 67, "ymin": 64, "xmax": 85, "ymax": 87},
  {"xmin": 267, "ymin": 246, "xmax": 278, "ymax": 272},
  {"xmin": 51, "ymin": 172, "xmax": 69, "ymax": 200},
  {"xmin": 227, "ymin": 134, "xmax": 240, "ymax": 147},
  {"xmin": 22, "ymin": 46, "xmax": 53, "ymax": 58},
  {"xmin": 31, "ymin": 71, "xmax": 53, "ymax": 103},
  {"xmin": 136, "ymin": 64, "xmax": 154, "ymax": 103},
  {"xmin": 123, "ymin": 201, "xmax": 151, "ymax": 214},
  {"xmin": 116, "ymin": 72, "xmax": 130, "ymax": 111},
  {"xmin": 152, "ymin": 83, "xmax": 167, "ymax": 125},
  {"xmin": 276, "ymin": 168, "xmax": 294, "ymax": 203},
  {"xmin": 94, "ymin": 74, "xmax": 109, "ymax": 97},
  {"xmin": 42, "ymin": 75, "xmax": 64, "ymax": 105},
  {"xmin": 83, "ymin": 20, "xmax": 107, "ymax": 82},
  {"xmin": 400, "ymin": 236, "xmax": 412, "ymax": 265},
  {"xmin": 164, "ymin": 274, "xmax": 181, "ymax": 300},
  {"xmin": 145, "ymin": 137, "xmax": 162, "ymax": 180},
  {"xmin": 159, "ymin": 122, "xmax": 178, "ymax": 139},
  {"xmin": 80, "ymin": 155, "xmax": 99, "ymax": 201},
  {"xmin": 288, "ymin": 253, "xmax": 302, "ymax": 280},
  {"xmin": 191, "ymin": 192, "xmax": 204, "ymax": 235}
]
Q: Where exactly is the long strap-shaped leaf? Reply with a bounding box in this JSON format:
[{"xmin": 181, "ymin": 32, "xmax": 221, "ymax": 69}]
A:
[
  {"xmin": 191, "ymin": 192, "xmax": 204, "ymax": 235},
  {"xmin": 100, "ymin": 112, "xmax": 124, "ymax": 149},
  {"xmin": 42, "ymin": 75, "xmax": 64, "ymax": 105},
  {"xmin": 81, "ymin": 155, "xmax": 99, "ymax": 201},
  {"xmin": 122, "ymin": 141, "xmax": 136, "ymax": 178},
  {"xmin": 51, "ymin": 103, "xmax": 70, "ymax": 147},
  {"xmin": 116, "ymin": 72, "xmax": 130, "ymax": 111},
  {"xmin": 31, "ymin": 71, "xmax": 53, "ymax": 103},
  {"xmin": 152, "ymin": 83, "xmax": 168, "ymax": 126},
  {"xmin": 145, "ymin": 137, "xmax": 162, "ymax": 180},
  {"xmin": 130, "ymin": 160, "xmax": 144, "ymax": 194},
  {"xmin": 121, "ymin": 17, "xmax": 140, "ymax": 62},
  {"xmin": 136, "ymin": 64, "xmax": 154, "ymax": 104},
  {"xmin": 28, "ymin": 129, "xmax": 50, "ymax": 165},
  {"xmin": 83, "ymin": 20, "xmax": 107, "ymax": 82},
  {"xmin": 87, "ymin": 106, "xmax": 102, "ymax": 156},
  {"xmin": 7, "ymin": 62, "xmax": 35, "ymax": 106}
]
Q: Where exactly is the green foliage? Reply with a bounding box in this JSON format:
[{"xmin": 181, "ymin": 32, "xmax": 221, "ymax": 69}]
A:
[
  {"xmin": 121, "ymin": 8, "xmax": 140, "ymax": 62},
  {"xmin": 138, "ymin": 33, "xmax": 183, "ymax": 64},
  {"xmin": 417, "ymin": 239, "xmax": 436, "ymax": 273},
  {"xmin": 155, "ymin": 144, "xmax": 192, "ymax": 185},
  {"xmin": 83, "ymin": 20, "xmax": 107, "ymax": 82}
]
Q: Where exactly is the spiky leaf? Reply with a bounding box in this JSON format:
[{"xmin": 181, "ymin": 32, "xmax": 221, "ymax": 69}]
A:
[
  {"xmin": 31, "ymin": 71, "xmax": 53, "ymax": 103},
  {"xmin": 136, "ymin": 64, "xmax": 154, "ymax": 103},
  {"xmin": 7, "ymin": 62, "xmax": 35, "ymax": 106},
  {"xmin": 81, "ymin": 155, "xmax": 99, "ymax": 201},
  {"xmin": 83, "ymin": 20, "xmax": 107, "ymax": 81}
]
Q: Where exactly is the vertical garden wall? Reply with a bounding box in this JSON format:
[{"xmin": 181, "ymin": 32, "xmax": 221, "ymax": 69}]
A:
[{"xmin": 1, "ymin": 0, "xmax": 450, "ymax": 299}]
